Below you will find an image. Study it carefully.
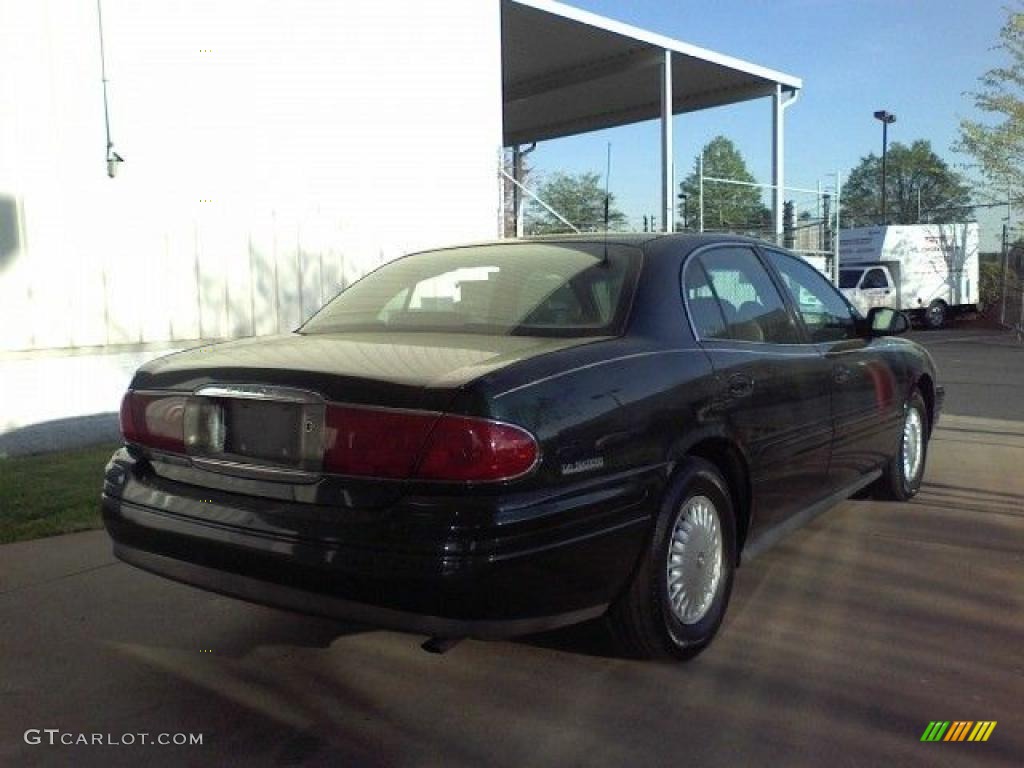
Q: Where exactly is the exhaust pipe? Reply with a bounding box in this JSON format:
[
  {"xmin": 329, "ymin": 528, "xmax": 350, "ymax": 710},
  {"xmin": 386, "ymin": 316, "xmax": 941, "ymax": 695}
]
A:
[{"xmin": 421, "ymin": 636, "xmax": 463, "ymax": 655}]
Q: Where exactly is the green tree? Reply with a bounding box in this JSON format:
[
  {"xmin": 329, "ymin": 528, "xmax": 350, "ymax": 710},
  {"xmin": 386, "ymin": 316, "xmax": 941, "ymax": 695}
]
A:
[
  {"xmin": 526, "ymin": 171, "xmax": 625, "ymax": 235},
  {"xmin": 842, "ymin": 140, "xmax": 972, "ymax": 226},
  {"xmin": 679, "ymin": 136, "xmax": 768, "ymax": 232},
  {"xmin": 956, "ymin": 5, "xmax": 1024, "ymax": 191}
]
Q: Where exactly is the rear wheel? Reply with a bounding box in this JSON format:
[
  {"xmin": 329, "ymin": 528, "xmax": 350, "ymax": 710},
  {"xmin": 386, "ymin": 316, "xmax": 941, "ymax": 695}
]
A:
[
  {"xmin": 877, "ymin": 389, "xmax": 929, "ymax": 501},
  {"xmin": 925, "ymin": 299, "xmax": 948, "ymax": 329},
  {"xmin": 608, "ymin": 458, "xmax": 736, "ymax": 660}
]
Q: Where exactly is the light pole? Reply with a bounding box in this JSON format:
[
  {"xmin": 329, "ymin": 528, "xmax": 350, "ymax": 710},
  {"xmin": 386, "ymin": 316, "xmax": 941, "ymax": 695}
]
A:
[{"xmin": 873, "ymin": 110, "xmax": 896, "ymax": 224}]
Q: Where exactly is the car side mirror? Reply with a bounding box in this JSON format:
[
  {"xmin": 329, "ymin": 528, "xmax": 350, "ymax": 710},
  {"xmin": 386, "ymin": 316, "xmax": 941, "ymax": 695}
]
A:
[{"xmin": 866, "ymin": 307, "xmax": 910, "ymax": 337}]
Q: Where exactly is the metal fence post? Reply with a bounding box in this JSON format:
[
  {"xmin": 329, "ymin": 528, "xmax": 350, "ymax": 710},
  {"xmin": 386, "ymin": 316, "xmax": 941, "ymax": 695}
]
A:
[
  {"xmin": 833, "ymin": 169, "xmax": 842, "ymax": 286},
  {"xmin": 1016, "ymin": 227, "xmax": 1024, "ymax": 330},
  {"xmin": 1000, "ymin": 224, "xmax": 1009, "ymax": 327}
]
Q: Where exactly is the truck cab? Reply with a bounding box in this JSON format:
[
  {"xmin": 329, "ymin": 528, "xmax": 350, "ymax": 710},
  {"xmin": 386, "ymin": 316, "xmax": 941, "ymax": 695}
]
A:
[{"xmin": 839, "ymin": 263, "xmax": 897, "ymax": 316}]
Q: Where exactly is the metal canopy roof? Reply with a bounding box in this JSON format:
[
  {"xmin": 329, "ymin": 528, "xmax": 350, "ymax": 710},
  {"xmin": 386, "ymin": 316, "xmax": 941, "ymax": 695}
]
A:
[{"xmin": 502, "ymin": 0, "xmax": 802, "ymax": 146}]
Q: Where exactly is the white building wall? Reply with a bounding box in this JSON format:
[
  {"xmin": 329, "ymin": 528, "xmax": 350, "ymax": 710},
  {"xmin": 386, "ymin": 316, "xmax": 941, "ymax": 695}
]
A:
[
  {"xmin": 0, "ymin": 0, "xmax": 503, "ymax": 452},
  {"xmin": 0, "ymin": 0, "xmax": 503, "ymax": 353}
]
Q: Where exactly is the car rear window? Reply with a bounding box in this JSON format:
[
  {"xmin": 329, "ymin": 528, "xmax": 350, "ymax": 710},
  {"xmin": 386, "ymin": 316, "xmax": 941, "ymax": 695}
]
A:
[{"xmin": 301, "ymin": 242, "xmax": 641, "ymax": 337}]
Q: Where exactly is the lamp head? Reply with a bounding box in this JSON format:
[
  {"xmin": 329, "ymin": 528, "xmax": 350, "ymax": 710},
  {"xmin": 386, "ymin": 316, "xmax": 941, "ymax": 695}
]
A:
[{"xmin": 106, "ymin": 151, "xmax": 124, "ymax": 179}]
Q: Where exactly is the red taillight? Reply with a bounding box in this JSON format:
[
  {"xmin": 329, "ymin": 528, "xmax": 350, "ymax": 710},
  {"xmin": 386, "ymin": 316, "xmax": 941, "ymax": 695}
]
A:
[
  {"xmin": 322, "ymin": 405, "xmax": 538, "ymax": 482},
  {"xmin": 119, "ymin": 392, "xmax": 137, "ymax": 442},
  {"xmin": 416, "ymin": 415, "xmax": 539, "ymax": 482},
  {"xmin": 323, "ymin": 406, "xmax": 439, "ymax": 478},
  {"xmin": 119, "ymin": 392, "xmax": 539, "ymax": 482},
  {"xmin": 119, "ymin": 391, "xmax": 187, "ymax": 453}
]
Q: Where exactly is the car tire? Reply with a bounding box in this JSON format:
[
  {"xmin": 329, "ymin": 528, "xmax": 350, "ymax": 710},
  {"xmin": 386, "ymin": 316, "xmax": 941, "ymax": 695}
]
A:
[
  {"xmin": 607, "ymin": 457, "xmax": 736, "ymax": 660},
  {"xmin": 877, "ymin": 389, "xmax": 929, "ymax": 501},
  {"xmin": 925, "ymin": 300, "xmax": 948, "ymax": 329}
]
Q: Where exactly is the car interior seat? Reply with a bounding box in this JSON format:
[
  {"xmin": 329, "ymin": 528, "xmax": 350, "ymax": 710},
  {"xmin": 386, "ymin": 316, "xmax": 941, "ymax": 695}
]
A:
[{"xmin": 731, "ymin": 301, "xmax": 766, "ymax": 342}]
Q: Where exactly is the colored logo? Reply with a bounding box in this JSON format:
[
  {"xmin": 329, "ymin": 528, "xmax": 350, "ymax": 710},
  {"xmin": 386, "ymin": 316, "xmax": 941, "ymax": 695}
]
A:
[{"xmin": 921, "ymin": 721, "xmax": 997, "ymax": 742}]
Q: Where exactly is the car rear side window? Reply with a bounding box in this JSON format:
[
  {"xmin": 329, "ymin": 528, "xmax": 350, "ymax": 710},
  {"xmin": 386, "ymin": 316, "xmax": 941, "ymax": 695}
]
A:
[
  {"xmin": 766, "ymin": 249, "xmax": 859, "ymax": 342},
  {"xmin": 683, "ymin": 247, "xmax": 800, "ymax": 344},
  {"xmin": 682, "ymin": 259, "xmax": 728, "ymax": 339}
]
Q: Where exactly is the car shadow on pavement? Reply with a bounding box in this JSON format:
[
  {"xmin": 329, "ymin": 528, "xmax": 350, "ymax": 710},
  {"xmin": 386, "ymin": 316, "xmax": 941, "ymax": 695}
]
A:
[
  {"xmin": 918, "ymin": 480, "xmax": 1024, "ymax": 511},
  {"xmin": 516, "ymin": 617, "xmax": 625, "ymax": 659},
  {"xmin": 195, "ymin": 611, "xmax": 368, "ymax": 658}
]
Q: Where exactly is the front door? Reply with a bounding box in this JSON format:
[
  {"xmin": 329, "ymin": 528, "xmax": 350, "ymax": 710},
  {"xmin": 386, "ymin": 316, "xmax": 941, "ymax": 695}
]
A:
[{"xmin": 763, "ymin": 249, "xmax": 902, "ymax": 489}]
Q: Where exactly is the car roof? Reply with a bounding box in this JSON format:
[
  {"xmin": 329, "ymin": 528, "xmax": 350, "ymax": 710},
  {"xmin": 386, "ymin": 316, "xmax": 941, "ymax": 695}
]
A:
[
  {"xmin": 410, "ymin": 232, "xmax": 777, "ymax": 255},
  {"xmin": 528, "ymin": 232, "xmax": 783, "ymax": 260}
]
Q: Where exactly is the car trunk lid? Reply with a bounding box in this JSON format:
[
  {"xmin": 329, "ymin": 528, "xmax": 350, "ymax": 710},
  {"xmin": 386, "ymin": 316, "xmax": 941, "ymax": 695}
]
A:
[{"xmin": 133, "ymin": 331, "xmax": 598, "ymax": 408}]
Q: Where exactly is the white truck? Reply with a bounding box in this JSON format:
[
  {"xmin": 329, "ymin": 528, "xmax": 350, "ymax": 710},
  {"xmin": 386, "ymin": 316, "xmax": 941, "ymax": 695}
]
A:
[{"xmin": 837, "ymin": 223, "xmax": 980, "ymax": 328}]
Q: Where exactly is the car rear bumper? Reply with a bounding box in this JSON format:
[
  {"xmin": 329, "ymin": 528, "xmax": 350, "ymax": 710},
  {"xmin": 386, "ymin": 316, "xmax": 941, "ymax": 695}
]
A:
[
  {"xmin": 101, "ymin": 450, "xmax": 658, "ymax": 639},
  {"xmin": 111, "ymin": 539, "xmax": 607, "ymax": 638}
]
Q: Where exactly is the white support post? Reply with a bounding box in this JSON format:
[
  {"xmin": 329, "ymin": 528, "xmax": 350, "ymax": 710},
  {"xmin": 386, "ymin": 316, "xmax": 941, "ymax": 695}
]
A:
[
  {"xmin": 512, "ymin": 145, "xmax": 522, "ymax": 238},
  {"xmin": 498, "ymin": 149, "xmax": 507, "ymax": 238},
  {"xmin": 660, "ymin": 50, "xmax": 673, "ymax": 233},
  {"xmin": 772, "ymin": 84, "xmax": 784, "ymax": 245}
]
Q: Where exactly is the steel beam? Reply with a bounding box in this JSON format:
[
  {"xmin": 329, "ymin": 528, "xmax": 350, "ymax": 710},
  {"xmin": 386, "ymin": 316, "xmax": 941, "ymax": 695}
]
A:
[
  {"xmin": 771, "ymin": 84, "xmax": 800, "ymax": 245},
  {"xmin": 504, "ymin": 47, "xmax": 663, "ymax": 103},
  {"xmin": 772, "ymin": 84, "xmax": 784, "ymax": 244},
  {"xmin": 504, "ymin": 81, "xmax": 776, "ymax": 148},
  {"xmin": 661, "ymin": 50, "xmax": 673, "ymax": 232}
]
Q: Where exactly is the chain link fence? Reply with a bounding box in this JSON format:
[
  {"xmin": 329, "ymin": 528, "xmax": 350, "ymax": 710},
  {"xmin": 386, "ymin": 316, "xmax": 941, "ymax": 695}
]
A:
[{"xmin": 992, "ymin": 225, "xmax": 1024, "ymax": 329}]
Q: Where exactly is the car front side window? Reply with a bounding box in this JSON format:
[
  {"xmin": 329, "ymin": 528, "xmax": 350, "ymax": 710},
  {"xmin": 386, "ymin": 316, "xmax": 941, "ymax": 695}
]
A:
[{"xmin": 765, "ymin": 250, "xmax": 859, "ymax": 343}]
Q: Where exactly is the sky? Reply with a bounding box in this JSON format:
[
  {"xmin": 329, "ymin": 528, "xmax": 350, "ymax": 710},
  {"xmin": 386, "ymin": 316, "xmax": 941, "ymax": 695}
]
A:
[{"xmin": 525, "ymin": 0, "xmax": 1013, "ymax": 236}]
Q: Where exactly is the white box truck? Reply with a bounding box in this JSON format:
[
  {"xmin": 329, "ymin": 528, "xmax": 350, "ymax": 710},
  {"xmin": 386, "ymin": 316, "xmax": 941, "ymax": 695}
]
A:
[{"xmin": 838, "ymin": 223, "xmax": 980, "ymax": 328}]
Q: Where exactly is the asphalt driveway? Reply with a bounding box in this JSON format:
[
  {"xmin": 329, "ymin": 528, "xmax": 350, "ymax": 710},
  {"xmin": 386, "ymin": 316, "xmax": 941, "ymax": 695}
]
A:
[
  {"xmin": 1, "ymin": 326, "xmax": 1022, "ymax": 767},
  {"xmin": 905, "ymin": 326, "xmax": 1024, "ymax": 421}
]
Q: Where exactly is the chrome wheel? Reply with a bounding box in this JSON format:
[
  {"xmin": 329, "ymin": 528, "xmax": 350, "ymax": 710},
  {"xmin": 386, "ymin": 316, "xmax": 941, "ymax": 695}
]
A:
[
  {"xmin": 903, "ymin": 406, "xmax": 924, "ymax": 482},
  {"xmin": 666, "ymin": 495, "xmax": 723, "ymax": 625},
  {"xmin": 927, "ymin": 301, "xmax": 947, "ymax": 329}
]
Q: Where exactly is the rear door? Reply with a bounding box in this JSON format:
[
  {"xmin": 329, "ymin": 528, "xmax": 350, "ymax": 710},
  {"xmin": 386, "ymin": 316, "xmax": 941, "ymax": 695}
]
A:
[
  {"xmin": 683, "ymin": 245, "xmax": 833, "ymax": 532},
  {"xmin": 763, "ymin": 249, "xmax": 903, "ymax": 488}
]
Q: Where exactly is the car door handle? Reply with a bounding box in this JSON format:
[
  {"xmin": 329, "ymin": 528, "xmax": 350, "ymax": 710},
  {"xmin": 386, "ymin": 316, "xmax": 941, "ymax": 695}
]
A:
[
  {"xmin": 833, "ymin": 365, "xmax": 852, "ymax": 385},
  {"xmin": 727, "ymin": 374, "xmax": 754, "ymax": 399}
]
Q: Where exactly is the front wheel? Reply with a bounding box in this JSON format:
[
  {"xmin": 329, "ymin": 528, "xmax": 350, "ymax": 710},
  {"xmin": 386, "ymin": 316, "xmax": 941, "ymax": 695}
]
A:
[
  {"xmin": 925, "ymin": 300, "xmax": 948, "ymax": 329},
  {"xmin": 877, "ymin": 389, "xmax": 929, "ymax": 501},
  {"xmin": 607, "ymin": 458, "xmax": 736, "ymax": 660}
]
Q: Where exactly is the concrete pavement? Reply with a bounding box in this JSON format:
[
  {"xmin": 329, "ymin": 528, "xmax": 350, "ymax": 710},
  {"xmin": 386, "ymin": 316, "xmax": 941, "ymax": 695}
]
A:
[{"xmin": 1, "ymin": 328, "xmax": 1022, "ymax": 767}]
